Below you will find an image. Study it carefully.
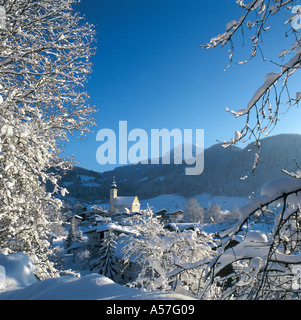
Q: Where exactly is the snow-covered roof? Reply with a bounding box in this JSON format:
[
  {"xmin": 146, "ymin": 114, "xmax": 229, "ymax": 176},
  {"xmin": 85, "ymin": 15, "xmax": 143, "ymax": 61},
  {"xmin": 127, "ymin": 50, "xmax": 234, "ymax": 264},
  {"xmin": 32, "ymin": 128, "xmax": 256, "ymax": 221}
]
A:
[
  {"xmin": 95, "ymin": 216, "xmax": 111, "ymax": 222},
  {"xmin": 66, "ymin": 242, "xmax": 86, "ymax": 253},
  {"xmin": 89, "ymin": 214, "xmax": 111, "ymax": 222},
  {"xmin": 47, "ymin": 232, "xmax": 58, "ymax": 239},
  {"xmin": 89, "ymin": 214, "xmax": 102, "ymax": 219},
  {"xmin": 113, "ymin": 196, "xmax": 138, "ymax": 206},
  {"xmin": 84, "ymin": 223, "xmax": 139, "ymax": 236},
  {"xmin": 165, "ymin": 223, "xmax": 202, "ymax": 232},
  {"xmin": 67, "ymin": 215, "xmax": 83, "ymax": 221},
  {"xmin": 165, "ymin": 222, "xmax": 232, "ymax": 234}
]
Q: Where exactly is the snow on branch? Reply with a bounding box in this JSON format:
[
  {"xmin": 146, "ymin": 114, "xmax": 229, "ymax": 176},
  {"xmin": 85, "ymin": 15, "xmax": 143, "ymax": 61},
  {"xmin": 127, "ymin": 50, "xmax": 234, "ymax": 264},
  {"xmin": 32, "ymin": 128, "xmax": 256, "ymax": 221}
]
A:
[
  {"xmin": 0, "ymin": 0, "xmax": 96, "ymax": 279},
  {"xmin": 197, "ymin": 177, "xmax": 301, "ymax": 299},
  {"xmin": 203, "ymin": 0, "xmax": 301, "ymax": 174},
  {"xmin": 165, "ymin": 176, "xmax": 301, "ymax": 299}
]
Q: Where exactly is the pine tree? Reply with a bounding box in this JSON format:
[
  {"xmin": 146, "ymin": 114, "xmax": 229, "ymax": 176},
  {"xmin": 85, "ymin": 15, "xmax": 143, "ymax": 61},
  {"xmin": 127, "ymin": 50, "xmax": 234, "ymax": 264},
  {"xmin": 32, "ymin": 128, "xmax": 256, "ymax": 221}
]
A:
[
  {"xmin": 64, "ymin": 216, "xmax": 83, "ymax": 250},
  {"xmin": 94, "ymin": 230, "xmax": 118, "ymax": 281}
]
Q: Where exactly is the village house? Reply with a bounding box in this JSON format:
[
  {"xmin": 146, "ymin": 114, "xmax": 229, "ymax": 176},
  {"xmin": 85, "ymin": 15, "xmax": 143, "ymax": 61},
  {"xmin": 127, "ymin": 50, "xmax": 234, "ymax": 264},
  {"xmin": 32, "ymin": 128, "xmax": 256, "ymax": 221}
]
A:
[
  {"xmin": 84, "ymin": 223, "xmax": 138, "ymax": 258},
  {"xmin": 109, "ymin": 177, "xmax": 141, "ymax": 213},
  {"xmin": 88, "ymin": 214, "xmax": 112, "ymax": 226},
  {"xmin": 84, "ymin": 222, "xmax": 140, "ymax": 283}
]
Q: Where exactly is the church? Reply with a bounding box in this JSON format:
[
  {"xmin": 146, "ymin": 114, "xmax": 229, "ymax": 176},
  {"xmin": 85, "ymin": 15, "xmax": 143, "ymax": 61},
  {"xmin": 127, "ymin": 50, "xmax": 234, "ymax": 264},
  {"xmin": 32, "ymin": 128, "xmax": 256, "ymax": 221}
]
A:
[{"xmin": 109, "ymin": 177, "xmax": 141, "ymax": 213}]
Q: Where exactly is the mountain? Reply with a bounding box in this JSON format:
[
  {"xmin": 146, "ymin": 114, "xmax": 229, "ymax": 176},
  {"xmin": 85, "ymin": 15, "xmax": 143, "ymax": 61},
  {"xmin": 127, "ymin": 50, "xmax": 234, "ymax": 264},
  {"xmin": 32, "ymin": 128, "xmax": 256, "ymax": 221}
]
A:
[{"xmin": 58, "ymin": 134, "xmax": 301, "ymax": 203}]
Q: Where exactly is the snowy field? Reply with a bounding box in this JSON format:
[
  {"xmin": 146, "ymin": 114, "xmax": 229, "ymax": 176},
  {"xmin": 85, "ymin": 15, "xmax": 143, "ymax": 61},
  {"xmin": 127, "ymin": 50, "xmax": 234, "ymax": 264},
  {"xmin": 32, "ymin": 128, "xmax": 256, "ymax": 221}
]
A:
[{"xmin": 0, "ymin": 252, "xmax": 194, "ymax": 300}]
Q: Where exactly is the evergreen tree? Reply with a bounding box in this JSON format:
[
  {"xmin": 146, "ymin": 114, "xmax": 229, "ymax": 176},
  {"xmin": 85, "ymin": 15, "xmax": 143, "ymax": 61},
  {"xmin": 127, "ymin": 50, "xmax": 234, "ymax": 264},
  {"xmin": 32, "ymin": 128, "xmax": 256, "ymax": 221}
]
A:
[
  {"xmin": 94, "ymin": 230, "xmax": 118, "ymax": 281},
  {"xmin": 64, "ymin": 216, "xmax": 83, "ymax": 249}
]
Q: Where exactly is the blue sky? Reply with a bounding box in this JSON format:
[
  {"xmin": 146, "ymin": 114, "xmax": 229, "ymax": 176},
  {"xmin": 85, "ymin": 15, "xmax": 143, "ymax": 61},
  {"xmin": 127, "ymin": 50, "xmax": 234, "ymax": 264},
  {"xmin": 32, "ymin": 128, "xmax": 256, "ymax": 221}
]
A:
[{"xmin": 65, "ymin": 0, "xmax": 301, "ymax": 172}]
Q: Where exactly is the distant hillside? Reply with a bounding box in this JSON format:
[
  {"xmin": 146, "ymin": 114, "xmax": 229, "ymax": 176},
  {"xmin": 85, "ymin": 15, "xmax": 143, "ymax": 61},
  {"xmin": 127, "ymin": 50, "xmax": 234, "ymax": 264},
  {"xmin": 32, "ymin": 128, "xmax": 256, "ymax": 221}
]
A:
[{"xmin": 58, "ymin": 134, "xmax": 301, "ymax": 203}]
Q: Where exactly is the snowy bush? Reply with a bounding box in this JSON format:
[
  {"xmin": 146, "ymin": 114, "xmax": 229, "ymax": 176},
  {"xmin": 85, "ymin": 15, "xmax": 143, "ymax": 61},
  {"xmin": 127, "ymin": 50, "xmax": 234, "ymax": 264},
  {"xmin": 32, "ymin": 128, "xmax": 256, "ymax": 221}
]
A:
[
  {"xmin": 204, "ymin": 204, "xmax": 240, "ymax": 224},
  {"xmin": 0, "ymin": 252, "xmax": 38, "ymax": 291},
  {"xmin": 75, "ymin": 249, "xmax": 91, "ymax": 271},
  {"xmin": 184, "ymin": 198, "xmax": 204, "ymax": 223},
  {"xmin": 121, "ymin": 210, "xmax": 216, "ymax": 297}
]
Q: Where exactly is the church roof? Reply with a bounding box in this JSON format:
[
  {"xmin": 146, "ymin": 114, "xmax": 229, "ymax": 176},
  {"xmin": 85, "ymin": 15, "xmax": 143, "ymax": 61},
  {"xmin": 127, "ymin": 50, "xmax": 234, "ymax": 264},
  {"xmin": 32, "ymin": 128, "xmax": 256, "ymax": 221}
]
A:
[{"xmin": 113, "ymin": 196, "xmax": 138, "ymax": 206}]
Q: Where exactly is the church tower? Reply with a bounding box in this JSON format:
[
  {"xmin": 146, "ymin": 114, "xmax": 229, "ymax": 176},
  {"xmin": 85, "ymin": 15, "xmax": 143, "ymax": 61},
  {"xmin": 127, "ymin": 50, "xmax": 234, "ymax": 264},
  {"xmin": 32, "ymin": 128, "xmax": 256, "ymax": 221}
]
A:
[{"xmin": 110, "ymin": 176, "xmax": 117, "ymax": 212}]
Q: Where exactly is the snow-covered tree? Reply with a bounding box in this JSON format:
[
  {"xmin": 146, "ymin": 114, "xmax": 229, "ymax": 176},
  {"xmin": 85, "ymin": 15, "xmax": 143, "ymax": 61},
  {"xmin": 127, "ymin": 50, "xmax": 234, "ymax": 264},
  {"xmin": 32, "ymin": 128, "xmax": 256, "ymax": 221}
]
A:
[
  {"xmin": 204, "ymin": 204, "xmax": 223, "ymax": 224},
  {"xmin": 0, "ymin": 0, "xmax": 96, "ymax": 279},
  {"xmin": 64, "ymin": 216, "xmax": 83, "ymax": 250},
  {"xmin": 204, "ymin": 204, "xmax": 240, "ymax": 224},
  {"xmin": 121, "ymin": 210, "xmax": 169, "ymax": 291},
  {"xmin": 184, "ymin": 198, "xmax": 204, "ymax": 223},
  {"xmin": 93, "ymin": 230, "xmax": 118, "ymax": 281},
  {"xmin": 167, "ymin": 228, "xmax": 217, "ymax": 297},
  {"xmin": 122, "ymin": 209, "xmax": 216, "ymax": 297}
]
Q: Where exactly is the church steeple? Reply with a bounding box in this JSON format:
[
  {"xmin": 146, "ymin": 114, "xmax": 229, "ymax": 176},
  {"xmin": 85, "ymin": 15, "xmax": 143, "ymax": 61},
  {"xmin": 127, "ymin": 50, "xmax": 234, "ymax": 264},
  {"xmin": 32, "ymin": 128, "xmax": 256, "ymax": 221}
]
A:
[
  {"xmin": 111, "ymin": 176, "xmax": 117, "ymax": 189},
  {"xmin": 110, "ymin": 177, "xmax": 118, "ymax": 213}
]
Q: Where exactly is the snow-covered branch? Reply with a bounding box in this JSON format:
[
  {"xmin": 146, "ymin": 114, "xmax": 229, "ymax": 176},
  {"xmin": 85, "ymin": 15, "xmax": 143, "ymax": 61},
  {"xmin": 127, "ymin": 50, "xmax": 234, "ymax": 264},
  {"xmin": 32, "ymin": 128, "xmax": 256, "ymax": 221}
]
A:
[
  {"xmin": 203, "ymin": 0, "xmax": 301, "ymax": 174},
  {"xmin": 199, "ymin": 177, "xmax": 301, "ymax": 299},
  {"xmin": 0, "ymin": 0, "xmax": 96, "ymax": 279}
]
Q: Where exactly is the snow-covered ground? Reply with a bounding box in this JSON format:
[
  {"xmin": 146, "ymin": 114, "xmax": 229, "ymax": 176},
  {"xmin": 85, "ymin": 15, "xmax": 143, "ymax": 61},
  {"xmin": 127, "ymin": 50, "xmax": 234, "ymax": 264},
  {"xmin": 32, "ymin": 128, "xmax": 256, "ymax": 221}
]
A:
[
  {"xmin": 139, "ymin": 193, "xmax": 248, "ymax": 214},
  {"xmin": 0, "ymin": 252, "xmax": 194, "ymax": 300},
  {"xmin": 0, "ymin": 193, "xmax": 252, "ymax": 300}
]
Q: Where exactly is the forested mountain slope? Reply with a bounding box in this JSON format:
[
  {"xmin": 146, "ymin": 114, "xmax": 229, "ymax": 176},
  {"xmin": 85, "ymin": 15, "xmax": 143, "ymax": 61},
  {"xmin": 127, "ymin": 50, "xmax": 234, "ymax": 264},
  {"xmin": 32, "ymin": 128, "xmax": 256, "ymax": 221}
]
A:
[{"xmin": 59, "ymin": 134, "xmax": 301, "ymax": 202}]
